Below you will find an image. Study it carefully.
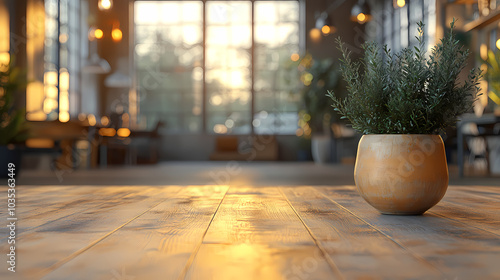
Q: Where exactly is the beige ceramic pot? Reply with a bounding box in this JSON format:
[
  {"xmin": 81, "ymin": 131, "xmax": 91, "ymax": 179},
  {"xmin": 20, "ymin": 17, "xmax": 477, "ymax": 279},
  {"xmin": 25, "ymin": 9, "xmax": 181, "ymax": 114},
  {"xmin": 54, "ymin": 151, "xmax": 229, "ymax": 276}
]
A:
[{"xmin": 354, "ymin": 134, "xmax": 448, "ymax": 215}]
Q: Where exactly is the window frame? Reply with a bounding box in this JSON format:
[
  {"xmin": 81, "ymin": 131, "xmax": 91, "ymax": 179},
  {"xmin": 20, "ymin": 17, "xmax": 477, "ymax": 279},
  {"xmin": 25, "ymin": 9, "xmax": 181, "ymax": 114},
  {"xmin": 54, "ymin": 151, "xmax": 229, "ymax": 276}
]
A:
[{"xmin": 131, "ymin": 0, "xmax": 305, "ymax": 136}]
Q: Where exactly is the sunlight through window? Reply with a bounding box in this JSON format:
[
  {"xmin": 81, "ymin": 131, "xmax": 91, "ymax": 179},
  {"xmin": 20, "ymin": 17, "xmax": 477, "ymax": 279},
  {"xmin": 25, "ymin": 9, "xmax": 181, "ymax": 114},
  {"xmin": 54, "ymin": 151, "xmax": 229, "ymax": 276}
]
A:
[{"xmin": 134, "ymin": 1, "xmax": 300, "ymax": 134}]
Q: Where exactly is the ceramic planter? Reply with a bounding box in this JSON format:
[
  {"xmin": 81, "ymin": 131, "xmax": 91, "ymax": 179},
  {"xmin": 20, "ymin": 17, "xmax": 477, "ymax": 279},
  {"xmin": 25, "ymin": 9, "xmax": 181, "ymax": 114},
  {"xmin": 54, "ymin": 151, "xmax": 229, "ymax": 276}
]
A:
[{"xmin": 354, "ymin": 135, "xmax": 448, "ymax": 215}]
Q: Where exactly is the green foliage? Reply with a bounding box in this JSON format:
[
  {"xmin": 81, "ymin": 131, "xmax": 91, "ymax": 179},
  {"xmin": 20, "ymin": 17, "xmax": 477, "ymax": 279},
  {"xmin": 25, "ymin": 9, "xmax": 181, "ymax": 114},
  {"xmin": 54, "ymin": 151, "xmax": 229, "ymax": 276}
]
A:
[
  {"xmin": 482, "ymin": 49, "xmax": 500, "ymax": 106},
  {"xmin": 328, "ymin": 20, "xmax": 482, "ymax": 134},
  {"xmin": 289, "ymin": 53, "xmax": 341, "ymax": 134},
  {"xmin": 0, "ymin": 58, "xmax": 29, "ymax": 145}
]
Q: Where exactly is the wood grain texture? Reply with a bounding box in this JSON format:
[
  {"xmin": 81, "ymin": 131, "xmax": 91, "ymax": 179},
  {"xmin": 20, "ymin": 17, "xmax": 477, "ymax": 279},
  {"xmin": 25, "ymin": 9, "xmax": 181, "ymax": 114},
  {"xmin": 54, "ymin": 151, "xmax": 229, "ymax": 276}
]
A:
[
  {"xmin": 451, "ymin": 186, "xmax": 500, "ymax": 201},
  {"xmin": 316, "ymin": 185, "xmax": 500, "ymax": 280},
  {"xmin": 0, "ymin": 185, "xmax": 498, "ymax": 280},
  {"xmin": 1, "ymin": 186, "xmax": 168, "ymax": 241},
  {"xmin": 281, "ymin": 187, "xmax": 442, "ymax": 280},
  {"xmin": 184, "ymin": 187, "xmax": 338, "ymax": 280},
  {"xmin": 430, "ymin": 188, "xmax": 500, "ymax": 236},
  {"xmin": 43, "ymin": 186, "xmax": 228, "ymax": 280},
  {"xmin": 0, "ymin": 186, "xmax": 182, "ymax": 279}
]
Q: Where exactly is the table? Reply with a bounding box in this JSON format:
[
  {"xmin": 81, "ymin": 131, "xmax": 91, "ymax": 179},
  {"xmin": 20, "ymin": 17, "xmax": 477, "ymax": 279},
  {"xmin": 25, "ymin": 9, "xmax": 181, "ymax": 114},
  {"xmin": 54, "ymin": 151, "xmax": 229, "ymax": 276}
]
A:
[
  {"xmin": 1, "ymin": 185, "xmax": 499, "ymax": 279},
  {"xmin": 457, "ymin": 113, "xmax": 500, "ymax": 177}
]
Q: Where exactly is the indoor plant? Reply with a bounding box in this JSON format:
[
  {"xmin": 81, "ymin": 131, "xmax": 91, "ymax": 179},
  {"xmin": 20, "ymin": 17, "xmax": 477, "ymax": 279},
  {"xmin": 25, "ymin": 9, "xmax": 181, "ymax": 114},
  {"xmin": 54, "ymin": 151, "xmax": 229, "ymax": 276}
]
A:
[
  {"xmin": 482, "ymin": 49, "xmax": 500, "ymax": 115},
  {"xmin": 292, "ymin": 53, "xmax": 341, "ymax": 163},
  {"xmin": 0, "ymin": 57, "xmax": 29, "ymax": 178},
  {"xmin": 328, "ymin": 20, "xmax": 481, "ymax": 215}
]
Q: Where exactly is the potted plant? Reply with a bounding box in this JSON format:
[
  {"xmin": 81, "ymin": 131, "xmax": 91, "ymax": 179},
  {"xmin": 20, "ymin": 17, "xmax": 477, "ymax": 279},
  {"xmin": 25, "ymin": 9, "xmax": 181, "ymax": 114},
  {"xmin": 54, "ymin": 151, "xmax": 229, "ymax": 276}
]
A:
[
  {"xmin": 0, "ymin": 57, "xmax": 29, "ymax": 178},
  {"xmin": 328, "ymin": 20, "xmax": 481, "ymax": 215},
  {"xmin": 292, "ymin": 53, "xmax": 341, "ymax": 163}
]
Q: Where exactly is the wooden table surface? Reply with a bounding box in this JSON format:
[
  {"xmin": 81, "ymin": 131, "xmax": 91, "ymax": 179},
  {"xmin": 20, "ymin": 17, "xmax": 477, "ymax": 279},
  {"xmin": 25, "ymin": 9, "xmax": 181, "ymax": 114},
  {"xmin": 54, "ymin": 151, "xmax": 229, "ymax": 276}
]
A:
[{"xmin": 1, "ymin": 185, "xmax": 499, "ymax": 280}]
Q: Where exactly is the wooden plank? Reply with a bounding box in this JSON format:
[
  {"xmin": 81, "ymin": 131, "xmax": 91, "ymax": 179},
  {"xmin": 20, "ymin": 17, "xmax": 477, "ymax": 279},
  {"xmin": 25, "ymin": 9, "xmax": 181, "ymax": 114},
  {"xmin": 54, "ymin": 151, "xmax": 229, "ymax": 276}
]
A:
[
  {"xmin": 1, "ymin": 186, "xmax": 166, "ymax": 242},
  {"xmin": 316, "ymin": 186, "xmax": 500, "ymax": 279},
  {"xmin": 41, "ymin": 186, "xmax": 228, "ymax": 280},
  {"xmin": 0, "ymin": 186, "xmax": 182, "ymax": 279},
  {"xmin": 184, "ymin": 187, "xmax": 338, "ymax": 280},
  {"xmin": 281, "ymin": 187, "xmax": 443, "ymax": 279},
  {"xmin": 451, "ymin": 186, "xmax": 500, "ymax": 201},
  {"xmin": 430, "ymin": 189, "xmax": 500, "ymax": 236}
]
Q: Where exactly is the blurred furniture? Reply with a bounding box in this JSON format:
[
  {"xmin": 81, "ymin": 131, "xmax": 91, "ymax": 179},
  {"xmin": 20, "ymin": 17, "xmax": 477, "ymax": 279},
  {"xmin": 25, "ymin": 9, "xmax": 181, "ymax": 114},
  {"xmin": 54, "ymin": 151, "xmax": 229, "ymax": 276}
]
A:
[
  {"xmin": 98, "ymin": 121, "xmax": 164, "ymax": 167},
  {"xmin": 24, "ymin": 120, "xmax": 91, "ymax": 170},
  {"xmin": 331, "ymin": 123, "xmax": 357, "ymax": 164},
  {"xmin": 210, "ymin": 135, "xmax": 278, "ymax": 161},
  {"xmin": 457, "ymin": 114, "xmax": 500, "ymax": 177}
]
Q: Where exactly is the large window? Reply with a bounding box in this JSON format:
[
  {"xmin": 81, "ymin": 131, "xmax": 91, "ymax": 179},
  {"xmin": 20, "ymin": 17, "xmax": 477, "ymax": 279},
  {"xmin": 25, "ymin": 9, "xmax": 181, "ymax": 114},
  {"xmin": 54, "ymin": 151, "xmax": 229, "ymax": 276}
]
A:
[
  {"xmin": 26, "ymin": 0, "xmax": 82, "ymax": 122},
  {"xmin": 134, "ymin": 0, "xmax": 300, "ymax": 134},
  {"xmin": 381, "ymin": 0, "xmax": 435, "ymax": 53}
]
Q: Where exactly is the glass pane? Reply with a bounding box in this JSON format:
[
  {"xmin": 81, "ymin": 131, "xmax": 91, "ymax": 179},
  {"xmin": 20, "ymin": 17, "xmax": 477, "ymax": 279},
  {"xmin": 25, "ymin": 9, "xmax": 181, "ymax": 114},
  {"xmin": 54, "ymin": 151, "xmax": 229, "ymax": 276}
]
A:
[
  {"xmin": 134, "ymin": 0, "xmax": 300, "ymax": 135},
  {"xmin": 135, "ymin": 1, "xmax": 203, "ymax": 133},
  {"xmin": 255, "ymin": 3, "xmax": 277, "ymax": 23},
  {"xmin": 254, "ymin": 1, "xmax": 301, "ymax": 135},
  {"xmin": 135, "ymin": 2, "xmax": 161, "ymax": 24},
  {"xmin": 207, "ymin": 2, "xmax": 251, "ymax": 24},
  {"xmin": 278, "ymin": 2, "xmax": 299, "ymax": 22}
]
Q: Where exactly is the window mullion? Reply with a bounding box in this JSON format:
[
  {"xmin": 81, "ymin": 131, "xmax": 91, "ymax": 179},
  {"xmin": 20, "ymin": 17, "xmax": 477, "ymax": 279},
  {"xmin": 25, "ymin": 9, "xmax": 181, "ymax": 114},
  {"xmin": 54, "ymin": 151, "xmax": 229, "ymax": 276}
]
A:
[
  {"xmin": 202, "ymin": 0, "xmax": 207, "ymax": 133},
  {"xmin": 250, "ymin": 0, "xmax": 255, "ymax": 135}
]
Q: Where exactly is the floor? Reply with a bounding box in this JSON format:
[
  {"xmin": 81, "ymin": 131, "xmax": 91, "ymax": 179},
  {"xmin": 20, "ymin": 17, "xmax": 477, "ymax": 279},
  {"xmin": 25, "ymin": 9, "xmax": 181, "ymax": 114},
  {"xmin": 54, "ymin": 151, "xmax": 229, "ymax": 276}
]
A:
[
  {"xmin": 15, "ymin": 161, "xmax": 500, "ymax": 186},
  {"xmin": 0, "ymin": 184, "xmax": 499, "ymax": 279},
  {"xmin": 2, "ymin": 162, "xmax": 499, "ymax": 279}
]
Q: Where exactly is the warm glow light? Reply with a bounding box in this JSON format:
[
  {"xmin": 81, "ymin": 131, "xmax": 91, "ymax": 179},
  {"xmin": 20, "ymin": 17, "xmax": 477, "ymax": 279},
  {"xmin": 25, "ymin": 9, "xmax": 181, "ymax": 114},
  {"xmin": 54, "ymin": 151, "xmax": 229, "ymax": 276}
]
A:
[
  {"xmin": 480, "ymin": 44, "xmax": 488, "ymax": 60},
  {"xmin": 481, "ymin": 63, "xmax": 488, "ymax": 74},
  {"xmin": 59, "ymin": 70, "xmax": 69, "ymax": 91},
  {"xmin": 99, "ymin": 128, "xmax": 116, "ymax": 137},
  {"xmin": 98, "ymin": 0, "xmax": 112, "ymax": 10},
  {"xmin": 88, "ymin": 114, "xmax": 97, "ymax": 126},
  {"xmin": 213, "ymin": 124, "xmax": 228, "ymax": 134},
  {"xmin": 59, "ymin": 92, "xmax": 69, "ymax": 112},
  {"xmin": 396, "ymin": 0, "xmax": 405, "ymax": 8},
  {"xmin": 26, "ymin": 0, "xmax": 45, "ymax": 121},
  {"xmin": 0, "ymin": 52, "xmax": 9, "ymax": 69},
  {"xmin": 321, "ymin": 25, "xmax": 330, "ymax": 34},
  {"xmin": 296, "ymin": 128, "xmax": 304, "ymax": 137},
  {"xmin": 101, "ymin": 116, "xmax": 110, "ymax": 126},
  {"xmin": 59, "ymin": 111, "xmax": 70, "ymax": 123},
  {"xmin": 496, "ymin": 39, "xmax": 500, "ymax": 50},
  {"xmin": 0, "ymin": 3, "xmax": 9, "ymax": 54},
  {"xmin": 309, "ymin": 28, "xmax": 321, "ymax": 42},
  {"xmin": 43, "ymin": 98, "xmax": 58, "ymax": 114},
  {"xmin": 210, "ymin": 95, "xmax": 223, "ymax": 106},
  {"xmin": 291, "ymin": 53, "xmax": 300, "ymax": 62},
  {"xmin": 111, "ymin": 27, "xmax": 122, "ymax": 42},
  {"xmin": 46, "ymin": 86, "xmax": 58, "ymax": 98},
  {"xmin": 357, "ymin": 13, "xmax": 367, "ymax": 23},
  {"xmin": 59, "ymin": 34, "xmax": 68, "ymax": 44},
  {"xmin": 27, "ymin": 82, "xmax": 47, "ymax": 121},
  {"xmin": 229, "ymin": 70, "xmax": 244, "ymax": 88},
  {"xmin": 26, "ymin": 139, "xmax": 54, "ymax": 148},
  {"xmin": 95, "ymin": 29, "xmax": 104, "ymax": 39},
  {"xmin": 117, "ymin": 128, "xmax": 131, "ymax": 137},
  {"xmin": 44, "ymin": 71, "xmax": 58, "ymax": 86}
]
